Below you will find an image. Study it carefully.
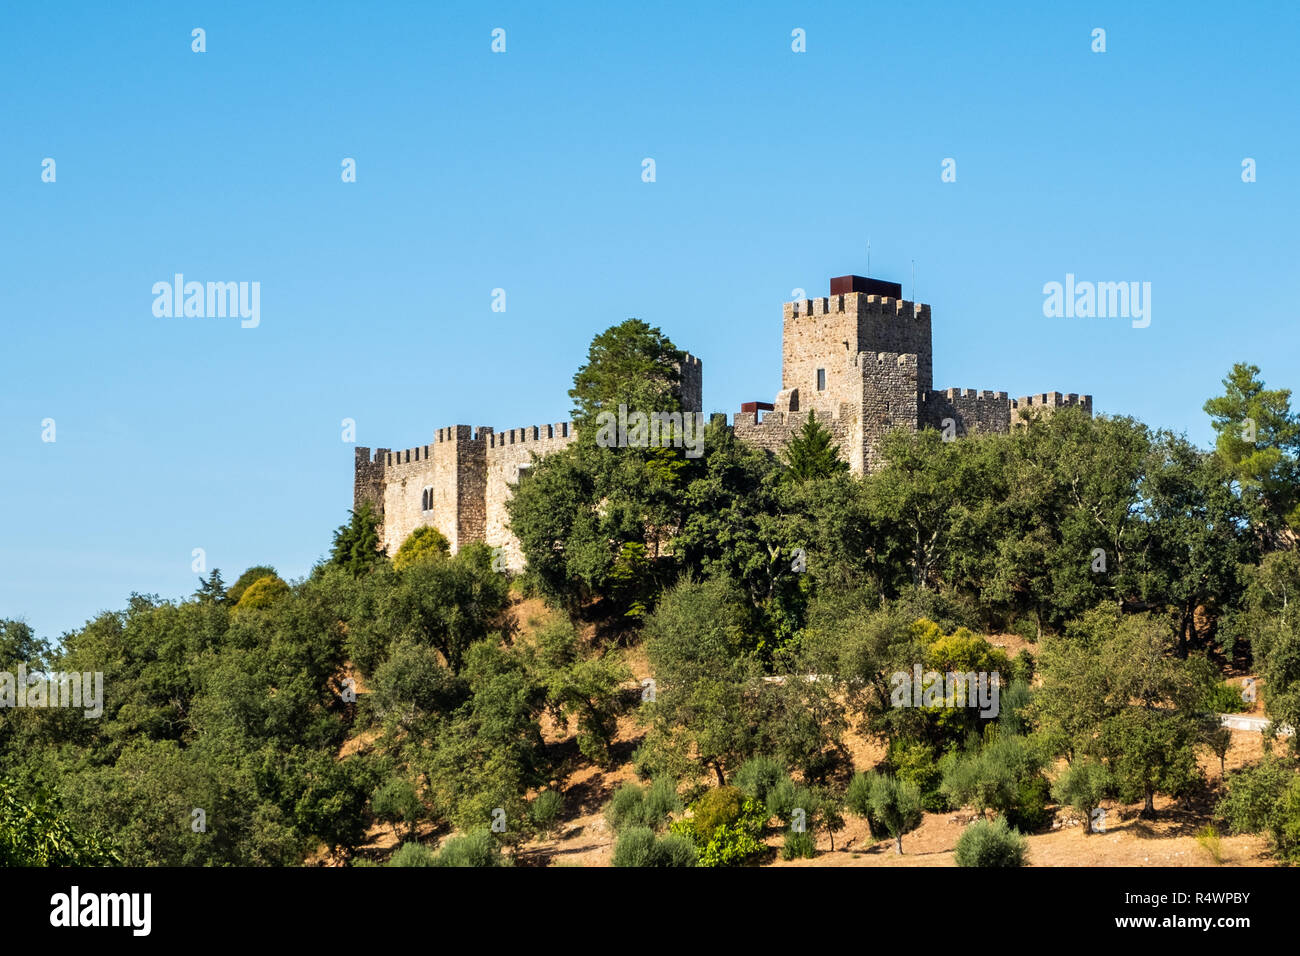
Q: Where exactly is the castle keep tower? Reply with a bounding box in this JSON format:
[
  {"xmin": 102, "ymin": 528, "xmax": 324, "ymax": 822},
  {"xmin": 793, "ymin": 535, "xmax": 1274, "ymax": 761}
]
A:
[{"xmin": 734, "ymin": 274, "xmax": 1092, "ymax": 473}]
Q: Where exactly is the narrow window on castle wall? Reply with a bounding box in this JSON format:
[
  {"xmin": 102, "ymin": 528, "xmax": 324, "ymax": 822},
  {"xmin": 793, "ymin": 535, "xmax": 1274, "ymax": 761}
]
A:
[{"xmin": 817, "ymin": 368, "xmax": 826, "ymax": 391}]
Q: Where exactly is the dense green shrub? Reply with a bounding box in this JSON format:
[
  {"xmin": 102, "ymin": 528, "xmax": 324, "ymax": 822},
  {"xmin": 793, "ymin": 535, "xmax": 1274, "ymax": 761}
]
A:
[
  {"xmin": 1204, "ymin": 681, "xmax": 1249, "ymax": 715},
  {"xmin": 371, "ymin": 775, "xmax": 424, "ymax": 840},
  {"xmin": 1217, "ymin": 757, "xmax": 1300, "ymax": 862},
  {"xmin": 735, "ymin": 756, "xmax": 786, "ymax": 805},
  {"xmin": 685, "ymin": 785, "xmax": 745, "ymax": 842},
  {"xmin": 954, "ymin": 816, "xmax": 1027, "ymax": 867},
  {"xmin": 235, "ymin": 574, "xmax": 290, "ymax": 609},
  {"xmin": 393, "ymin": 526, "xmax": 451, "ymax": 570},
  {"xmin": 888, "ymin": 740, "xmax": 949, "ymax": 813},
  {"xmin": 612, "ymin": 826, "xmax": 697, "ymax": 867},
  {"xmin": 1008, "ymin": 773, "xmax": 1052, "ymax": 832},
  {"xmin": 689, "ymin": 798, "xmax": 768, "ymax": 867},
  {"xmin": 530, "ymin": 790, "xmax": 565, "ymax": 835},
  {"xmin": 781, "ymin": 829, "xmax": 816, "ymax": 860},
  {"xmin": 389, "ymin": 841, "xmax": 437, "ymax": 867},
  {"xmin": 432, "ymin": 830, "xmax": 510, "ymax": 867},
  {"xmin": 605, "ymin": 778, "xmax": 680, "ymax": 833}
]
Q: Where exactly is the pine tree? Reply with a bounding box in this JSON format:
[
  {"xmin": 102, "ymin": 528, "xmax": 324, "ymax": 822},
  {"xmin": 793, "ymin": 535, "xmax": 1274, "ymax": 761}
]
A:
[
  {"xmin": 330, "ymin": 503, "xmax": 385, "ymax": 575},
  {"xmin": 781, "ymin": 411, "xmax": 849, "ymax": 481},
  {"xmin": 194, "ymin": 568, "xmax": 227, "ymax": 605}
]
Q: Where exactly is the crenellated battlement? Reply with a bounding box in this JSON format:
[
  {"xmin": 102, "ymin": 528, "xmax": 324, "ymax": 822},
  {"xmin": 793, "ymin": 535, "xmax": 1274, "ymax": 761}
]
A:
[
  {"xmin": 865, "ymin": 350, "xmax": 918, "ymax": 368},
  {"xmin": 487, "ymin": 422, "xmax": 574, "ymax": 449},
  {"xmin": 1010, "ymin": 392, "xmax": 1093, "ymax": 426},
  {"xmin": 935, "ymin": 388, "xmax": 1010, "ymax": 401},
  {"xmin": 785, "ymin": 294, "xmax": 930, "ymax": 321},
  {"xmin": 1012, "ymin": 392, "xmax": 1091, "ymax": 409}
]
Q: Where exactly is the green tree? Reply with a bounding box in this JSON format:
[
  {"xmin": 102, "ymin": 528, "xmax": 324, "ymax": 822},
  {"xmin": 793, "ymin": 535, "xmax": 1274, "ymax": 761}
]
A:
[
  {"xmin": 1051, "ymin": 759, "xmax": 1113, "ymax": 835},
  {"xmin": 1034, "ymin": 608, "xmax": 1209, "ymax": 816},
  {"xmin": 392, "ymin": 526, "xmax": 451, "ymax": 570},
  {"xmin": 226, "ymin": 565, "xmax": 278, "ymax": 605},
  {"xmin": 640, "ymin": 577, "xmax": 776, "ymax": 785},
  {"xmin": 847, "ymin": 771, "xmax": 923, "ymax": 854},
  {"xmin": 331, "ymin": 504, "xmax": 385, "ymax": 576},
  {"xmin": 234, "ymin": 574, "xmax": 290, "ymax": 610},
  {"xmin": 782, "ymin": 411, "xmax": 849, "ymax": 482},
  {"xmin": 194, "ymin": 568, "xmax": 228, "ymax": 605},
  {"xmin": 383, "ymin": 542, "xmax": 510, "ymax": 674},
  {"xmin": 1204, "ymin": 362, "xmax": 1300, "ymax": 541},
  {"xmin": 568, "ymin": 318, "xmax": 686, "ymax": 428}
]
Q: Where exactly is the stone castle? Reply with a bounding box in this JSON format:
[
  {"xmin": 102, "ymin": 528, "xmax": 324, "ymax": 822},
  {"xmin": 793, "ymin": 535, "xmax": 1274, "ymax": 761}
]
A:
[{"xmin": 354, "ymin": 273, "xmax": 1091, "ymax": 567}]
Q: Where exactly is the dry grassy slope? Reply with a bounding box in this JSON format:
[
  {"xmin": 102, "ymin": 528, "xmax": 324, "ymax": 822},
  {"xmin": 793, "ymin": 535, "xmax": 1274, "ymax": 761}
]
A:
[{"xmin": 341, "ymin": 599, "xmax": 1279, "ymax": 867}]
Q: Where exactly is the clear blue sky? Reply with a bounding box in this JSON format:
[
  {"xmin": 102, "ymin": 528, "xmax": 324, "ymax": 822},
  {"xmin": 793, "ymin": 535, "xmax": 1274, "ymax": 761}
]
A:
[{"xmin": 3, "ymin": 1, "xmax": 1297, "ymax": 641}]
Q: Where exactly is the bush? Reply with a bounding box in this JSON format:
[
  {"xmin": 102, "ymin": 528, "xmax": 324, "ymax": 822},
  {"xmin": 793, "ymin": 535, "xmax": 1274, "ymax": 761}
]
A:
[
  {"xmin": 612, "ymin": 826, "xmax": 697, "ymax": 867},
  {"xmin": 393, "ymin": 526, "xmax": 451, "ymax": 570},
  {"xmin": 1217, "ymin": 758, "xmax": 1300, "ymax": 862},
  {"xmin": 388, "ymin": 841, "xmax": 437, "ymax": 867},
  {"xmin": 735, "ymin": 756, "xmax": 786, "ymax": 805},
  {"xmin": 954, "ymin": 817, "xmax": 1027, "ymax": 867},
  {"xmin": 643, "ymin": 777, "xmax": 682, "ymax": 827},
  {"xmin": 781, "ymin": 829, "xmax": 816, "ymax": 860},
  {"xmin": 227, "ymin": 565, "xmax": 278, "ymax": 605},
  {"xmin": 691, "ymin": 798, "xmax": 768, "ymax": 867},
  {"xmin": 605, "ymin": 778, "xmax": 680, "ymax": 834},
  {"xmin": 1204, "ymin": 681, "xmax": 1249, "ymax": 715},
  {"xmin": 1196, "ymin": 824, "xmax": 1225, "ymax": 864},
  {"xmin": 764, "ymin": 778, "xmax": 811, "ymax": 827},
  {"xmin": 1012, "ymin": 615, "xmax": 1039, "ymax": 644},
  {"xmin": 431, "ymin": 830, "xmax": 510, "ymax": 867},
  {"xmin": 1007, "ymin": 774, "xmax": 1052, "ymax": 833},
  {"xmin": 684, "ymin": 785, "xmax": 745, "ymax": 843},
  {"xmin": 235, "ymin": 575, "xmax": 290, "ymax": 610},
  {"xmin": 530, "ymin": 790, "xmax": 564, "ymax": 835},
  {"xmin": 371, "ymin": 776, "xmax": 423, "ymax": 839}
]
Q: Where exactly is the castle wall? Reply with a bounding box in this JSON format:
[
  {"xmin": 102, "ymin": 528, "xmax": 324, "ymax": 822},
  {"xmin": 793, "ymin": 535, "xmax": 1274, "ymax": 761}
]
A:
[
  {"xmin": 924, "ymin": 388, "xmax": 1012, "ymax": 437},
  {"xmin": 732, "ymin": 403, "xmax": 857, "ymax": 465},
  {"xmin": 484, "ymin": 422, "xmax": 578, "ymax": 570},
  {"xmin": 1011, "ymin": 392, "xmax": 1093, "ymax": 428}
]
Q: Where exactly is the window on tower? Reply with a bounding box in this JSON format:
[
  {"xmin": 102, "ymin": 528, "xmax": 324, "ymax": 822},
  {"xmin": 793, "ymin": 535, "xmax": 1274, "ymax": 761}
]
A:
[{"xmin": 816, "ymin": 368, "xmax": 826, "ymax": 391}]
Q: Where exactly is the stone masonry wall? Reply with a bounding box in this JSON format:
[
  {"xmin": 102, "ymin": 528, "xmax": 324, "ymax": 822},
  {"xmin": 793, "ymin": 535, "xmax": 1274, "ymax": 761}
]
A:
[
  {"xmin": 378, "ymin": 426, "xmax": 485, "ymax": 555},
  {"xmin": 679, "ymin": 353, "xmax": 703, "ymax": 414},
  {"xmin": 1010, "ymin": 392, "xmax": 1093, "ymax": 428},
  {"xmin": 353, "ymin": 446, "xmax": 389, "ymax": 514},
  {"xmin": 923, "ymin": 388, "xmax": 1012, "ymax": 437},
  {"xmin": 485, "ymin": 422, "xmax": 577, "ymax": 570},
  {"xmin": 860, "ymin": 351, "xmax": 920, "ymax": 473},
  {"xmin": 782, "ymin": 296, "xmax": 866, "ymax": 420},
  {"xmin": 732, "ymin": 403, "xmax": 857, "ymax": 465}
]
